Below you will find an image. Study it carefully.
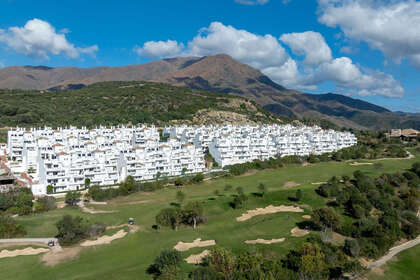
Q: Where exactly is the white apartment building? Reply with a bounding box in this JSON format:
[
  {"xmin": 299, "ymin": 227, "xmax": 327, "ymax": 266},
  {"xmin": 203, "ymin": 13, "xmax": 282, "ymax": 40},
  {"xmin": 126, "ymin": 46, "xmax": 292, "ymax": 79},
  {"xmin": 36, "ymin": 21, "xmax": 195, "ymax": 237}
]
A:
[{"xmin": 4, "ymin": 124, "xmax": 356, "ymax": 195}]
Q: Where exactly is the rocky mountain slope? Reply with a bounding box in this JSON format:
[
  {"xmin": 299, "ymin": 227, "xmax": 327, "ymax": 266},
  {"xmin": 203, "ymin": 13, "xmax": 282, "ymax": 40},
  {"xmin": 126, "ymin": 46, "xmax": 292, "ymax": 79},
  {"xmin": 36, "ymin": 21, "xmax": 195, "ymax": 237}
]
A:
[{"xmin": 0, "ymin": 54, "xmax": 418, "ymax": 130}]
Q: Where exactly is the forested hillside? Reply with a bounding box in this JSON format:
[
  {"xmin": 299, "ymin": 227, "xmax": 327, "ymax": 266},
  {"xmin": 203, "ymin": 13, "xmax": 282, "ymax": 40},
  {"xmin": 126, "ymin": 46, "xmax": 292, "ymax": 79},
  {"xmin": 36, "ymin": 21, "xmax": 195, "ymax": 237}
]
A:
[{"xmin": 0, "ymin": 81, "xmax": 281, "ymax": 128}]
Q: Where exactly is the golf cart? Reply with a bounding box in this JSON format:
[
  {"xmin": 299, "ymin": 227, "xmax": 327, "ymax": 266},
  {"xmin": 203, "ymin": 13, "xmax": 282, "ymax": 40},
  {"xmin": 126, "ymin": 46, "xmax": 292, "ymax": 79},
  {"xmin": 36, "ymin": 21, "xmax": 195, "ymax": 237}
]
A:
[
  {"xmin": 48, "ymin": 240, "xmax": 55, "ymax": 247},
  {"xmin": 128, "ymin": 218, "xmax": 134, "ymax": 225}
]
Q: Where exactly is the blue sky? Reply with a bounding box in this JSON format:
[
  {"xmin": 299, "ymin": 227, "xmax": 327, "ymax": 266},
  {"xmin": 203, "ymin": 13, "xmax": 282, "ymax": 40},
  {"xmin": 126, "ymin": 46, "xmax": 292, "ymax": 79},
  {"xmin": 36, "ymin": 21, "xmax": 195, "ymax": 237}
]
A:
[{"xmin": 0, "ymin": 0, "xmax": 419, "ymax": 113}]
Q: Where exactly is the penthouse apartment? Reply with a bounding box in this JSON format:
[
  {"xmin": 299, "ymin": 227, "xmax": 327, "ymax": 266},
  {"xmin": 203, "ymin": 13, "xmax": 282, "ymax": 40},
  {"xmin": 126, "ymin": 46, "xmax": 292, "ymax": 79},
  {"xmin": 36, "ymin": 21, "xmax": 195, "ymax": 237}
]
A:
[{"xmin": 4, "ymin": 124, "xmax": 356, "ymax": 195}]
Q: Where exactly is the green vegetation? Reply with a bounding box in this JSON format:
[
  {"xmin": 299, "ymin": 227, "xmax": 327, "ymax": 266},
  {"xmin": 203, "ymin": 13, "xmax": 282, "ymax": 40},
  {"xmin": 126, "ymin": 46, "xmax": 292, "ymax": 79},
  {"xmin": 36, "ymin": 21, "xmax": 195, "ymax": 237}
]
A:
[
  {"xmin": 0, "ymin": 216, "xmax": 26, "ymax": 238},
  {"xmin": 0, "ymin": 81, "xmax": 280, "ymax": 127},
  {"xmin": 0, "ymin": 188, "xmax": 34, "ymax": 216},
  {"xmin": 0, "ymin": 148, "xmax": 418, "ymax": 279},
  {"xmin": 55, "ymin": 215, "xmax": 105, "ymax": 245},
  {"xmin": 368, "ymin": 244, "xmax": 420, "ymax": 280}
]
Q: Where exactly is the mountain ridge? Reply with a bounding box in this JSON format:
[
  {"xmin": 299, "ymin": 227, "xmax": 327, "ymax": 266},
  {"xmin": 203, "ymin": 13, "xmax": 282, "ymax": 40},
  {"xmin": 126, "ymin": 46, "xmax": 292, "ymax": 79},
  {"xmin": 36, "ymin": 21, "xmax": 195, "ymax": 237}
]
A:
[{"xmin": 0, "ymin": 54, "xmax": 418, "ymax": 130}]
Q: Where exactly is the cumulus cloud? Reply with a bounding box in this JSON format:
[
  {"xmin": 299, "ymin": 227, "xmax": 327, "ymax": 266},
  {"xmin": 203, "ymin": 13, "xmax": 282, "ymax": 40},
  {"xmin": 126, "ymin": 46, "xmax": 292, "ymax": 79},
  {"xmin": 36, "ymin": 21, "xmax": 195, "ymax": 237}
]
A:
[
  {"xmin": 317, "ymin": 0, "xmax": 420, "ymax": 65},
  {"xmin": 235, "ymin": 0, "xmax": 269, "ymax": 5},
  {"xmin": 187, "ymin": 22, "xmax": 289, "ymax": 69},
  {"xmin": 0, "ymin": 18, "xmax": 98, "ymax": 60},
  {"xmin": 135, "ymin": 22, "xmax": 404, "ymax": 98},
  {"xmin": 280, "ymin": 31, "xmax": 332, "ymax": 65},
  {"xmin": 134, "ymin": 40, "xmax": 184, "ymax": 58},
  {"xmin": 302, "ymin": 57, "xmax": 404, "ymax": 97}
]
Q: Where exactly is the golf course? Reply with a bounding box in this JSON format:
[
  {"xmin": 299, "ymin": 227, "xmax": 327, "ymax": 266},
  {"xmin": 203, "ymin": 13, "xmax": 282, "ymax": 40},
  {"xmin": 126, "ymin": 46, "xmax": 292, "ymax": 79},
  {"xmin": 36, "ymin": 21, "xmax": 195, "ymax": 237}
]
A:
[{"xmin": 1, "ymin": 148, "xmax": 419, "ymax": 280}]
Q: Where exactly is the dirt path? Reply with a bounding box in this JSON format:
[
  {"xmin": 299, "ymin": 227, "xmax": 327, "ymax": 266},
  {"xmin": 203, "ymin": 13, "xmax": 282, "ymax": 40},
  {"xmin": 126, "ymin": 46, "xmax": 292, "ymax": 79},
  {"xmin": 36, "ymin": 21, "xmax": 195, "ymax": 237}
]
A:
[
  {"xmin": 368, "ymin": 235, "xmax": 420, "ymax": 269},
  {"xmin": 174, "ymin": 238, "xmax": 216, "ymax": 252},
  {"xmin": 78, "ymin": 201, "xmax": 118, "ymax": 214},
  {"xmin": 237, "ymin": 205, "xmax": 304, "ymax": 222}
]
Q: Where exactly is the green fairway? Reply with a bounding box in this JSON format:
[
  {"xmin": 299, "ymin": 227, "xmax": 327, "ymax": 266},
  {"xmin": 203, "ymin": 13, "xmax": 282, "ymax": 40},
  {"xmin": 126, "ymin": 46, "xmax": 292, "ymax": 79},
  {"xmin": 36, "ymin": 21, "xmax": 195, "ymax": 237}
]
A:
[
  {"xmin": 368, "ymin": 244, "xmax": 420, "ymax": 280},
  {"xmin": 1, "ymin": 149, "xmax": 419, "ymax": 280}
]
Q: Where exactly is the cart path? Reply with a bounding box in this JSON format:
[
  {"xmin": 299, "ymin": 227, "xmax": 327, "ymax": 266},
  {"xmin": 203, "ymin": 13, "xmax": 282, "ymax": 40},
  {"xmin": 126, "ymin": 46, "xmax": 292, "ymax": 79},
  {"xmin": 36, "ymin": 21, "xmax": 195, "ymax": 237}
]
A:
[{"xmin": 368, "ymin": 235, "xmax": 420, "ymax": 269}]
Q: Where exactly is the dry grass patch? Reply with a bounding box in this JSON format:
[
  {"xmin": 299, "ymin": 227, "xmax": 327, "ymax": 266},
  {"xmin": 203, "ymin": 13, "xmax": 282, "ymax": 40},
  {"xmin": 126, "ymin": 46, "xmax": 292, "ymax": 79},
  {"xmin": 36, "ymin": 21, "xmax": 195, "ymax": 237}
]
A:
[
  {"xmin": 42, "ymin": 247, "xmax": 81, "ymax": 266},
  {"xmin": 282, "ymin": 181, "xmax": 300, "ymax": 188},
  {"xmin": 237, "ymin": 205, "xmax": 304, "ymax": 222},
  {"xmin": 302, "ymin": 215, "xmax": 311, "ymax": 219},
  {"xmin": 174, "ymin": 238, "xmax": 216, "ymax": 252},
  {"xmin": 349, "ymin": 162, "xmax": 374, "ymax": 166}
]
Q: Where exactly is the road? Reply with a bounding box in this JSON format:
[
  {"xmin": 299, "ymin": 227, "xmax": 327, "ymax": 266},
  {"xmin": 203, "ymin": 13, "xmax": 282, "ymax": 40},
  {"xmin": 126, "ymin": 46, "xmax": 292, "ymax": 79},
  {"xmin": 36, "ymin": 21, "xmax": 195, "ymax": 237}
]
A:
[{"xmin": 368, "ymin": 235, "xmax": 420, "ymax": 269}]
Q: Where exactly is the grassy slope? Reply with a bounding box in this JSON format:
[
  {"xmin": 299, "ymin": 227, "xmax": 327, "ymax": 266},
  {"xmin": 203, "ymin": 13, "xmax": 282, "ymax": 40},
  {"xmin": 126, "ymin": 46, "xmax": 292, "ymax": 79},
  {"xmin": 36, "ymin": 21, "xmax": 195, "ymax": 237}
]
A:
[
  {"xmin": 368, "ymin": 244, "xmax": 420, "ymax": 280},
  {"xmin": 1, "ymin": 149, "xmax": 419, "ymax": 280}
]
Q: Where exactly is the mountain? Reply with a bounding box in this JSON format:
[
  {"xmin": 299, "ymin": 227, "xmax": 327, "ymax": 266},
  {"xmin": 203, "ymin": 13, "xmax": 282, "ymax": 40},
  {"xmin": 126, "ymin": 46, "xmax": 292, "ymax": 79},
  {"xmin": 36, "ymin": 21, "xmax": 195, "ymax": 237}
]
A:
[{"xmin": 0, "ymin": 54, "xmax": 418, "ymax": 130}]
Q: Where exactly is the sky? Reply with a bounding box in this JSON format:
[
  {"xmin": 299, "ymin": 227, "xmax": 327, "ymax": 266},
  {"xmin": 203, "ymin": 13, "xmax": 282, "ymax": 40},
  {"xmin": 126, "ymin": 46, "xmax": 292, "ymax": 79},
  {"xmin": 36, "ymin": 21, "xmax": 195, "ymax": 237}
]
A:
[{"xmin": 0, "ymin": 0, "xmax": 419, "ymax": 113}]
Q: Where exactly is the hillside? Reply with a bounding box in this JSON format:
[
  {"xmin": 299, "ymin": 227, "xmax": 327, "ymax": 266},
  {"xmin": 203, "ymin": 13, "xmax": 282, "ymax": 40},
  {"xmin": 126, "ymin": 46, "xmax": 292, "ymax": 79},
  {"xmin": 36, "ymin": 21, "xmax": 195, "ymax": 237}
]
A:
[
  {"xmin": 0, "ymin": 54, "xmax": 418, "ymax": 130},
  {"xmin": 0, "ymin": 81, "xmax": 280, "ymax": 127}
]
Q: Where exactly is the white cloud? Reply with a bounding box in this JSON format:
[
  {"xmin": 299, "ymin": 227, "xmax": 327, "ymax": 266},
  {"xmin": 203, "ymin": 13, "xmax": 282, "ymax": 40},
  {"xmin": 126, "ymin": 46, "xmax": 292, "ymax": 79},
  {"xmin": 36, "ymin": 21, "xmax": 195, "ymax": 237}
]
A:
[
  {"xmin": 0, "ymin": 18, "xmax": 98, "ymax": 60},
  {"xmin": 134, "ymin": 22, "xmax": 404, "ymax": 98},
  {"xmin": 339, "ymin": 46, "xmax": 358, "ymax": 55},
  {"xmin": 280, "ymin": 31, "xmax": 332, "ymax": 65},
  {"xmin": 302, "ymin": 57, "xmax": 404, "ymax": 97},
  {"xmin": 134, "ymin": 40, "xmax": 184, "ymax": 58},
  {"xmin": 187, "ymin": 22, "xmax": 289, "ymax": 69},
  {"xmin": 235, "ymin": 0, "xmax": 269, "ymax": 5},
  {"xmin": 318, "ymin": 0, "xmax": 420, "ymax": 64}
]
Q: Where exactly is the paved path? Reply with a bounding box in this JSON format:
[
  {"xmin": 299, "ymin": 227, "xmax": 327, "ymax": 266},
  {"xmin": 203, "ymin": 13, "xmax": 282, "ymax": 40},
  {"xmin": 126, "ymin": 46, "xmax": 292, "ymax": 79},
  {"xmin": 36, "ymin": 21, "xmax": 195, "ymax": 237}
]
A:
[
  {"xmin": 0, "ymin": 238, "xmax": 62, "ymax": 252},
  {"xmin": 368, "ymin": 235, "xmax": 420, "ymax": 269}
]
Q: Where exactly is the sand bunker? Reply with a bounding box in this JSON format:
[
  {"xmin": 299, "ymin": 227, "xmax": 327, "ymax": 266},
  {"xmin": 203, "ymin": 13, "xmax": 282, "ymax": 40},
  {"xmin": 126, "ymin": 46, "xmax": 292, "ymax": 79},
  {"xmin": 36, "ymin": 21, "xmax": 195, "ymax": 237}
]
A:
[
  {"xmin": 291, "ymin": 227, "xmax": 310, "ymax": 237},
  {"xmin": 185, "ymin": 250, "xmax": 210, "ymax": 264},
  {"xmin": 311, "ymin": 182, "xmax": 327, "ymax": 185},
  {"xmin": 174, "ymin": 238, "xmax": 216, "ymax": 252},
  {"xmin": 349, "ymin": 162, "xmax": 374, "ymax": 166},
  {"xmin": 245, "ymin": 238, "xmax": 285, "ymax": 245},
  {"xmin": 80, "ymin": 206, "xmax": 118, "ymax": 214},
  {"xmin": 282, "ymin": 181, "xmax": 300, "ymax": 188},
  {"xmin": 42, "ymin": 247, "xmax": 81, "ymax": 266},
  {"xmin": 80, "ymin": 229, "xmax": 127, "ymax": 247},
  {"xmin": 237, "ymin": 205, "xmax": 304, "ymax": 222},
  {"xmin": 302, "ymin": 215, "xmax": 311, "ymax": 219},
  {"xmin": 0, "ymin": 247, "xmax": 49, "ymax": 259},
  {"xmin": 106, "ymin": 224, "xmax": 142, "ymax": 233}
]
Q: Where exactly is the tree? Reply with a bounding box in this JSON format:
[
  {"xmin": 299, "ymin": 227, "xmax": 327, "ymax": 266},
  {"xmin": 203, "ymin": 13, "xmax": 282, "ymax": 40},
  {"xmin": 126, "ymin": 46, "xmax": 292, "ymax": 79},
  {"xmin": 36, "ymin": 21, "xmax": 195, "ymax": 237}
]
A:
[
  {"xmin": 156, "ymin": 208, "xmax": 182, "ymax": 230},
  {"xmin": 84, "ymin": 178, "xmax": 91, "ymax": 189},
  {"xmin": 156, "ymin": 171, "xmax": 161, "ymax": 181},
  {"xmin": 344, "ymin": 239, "xmax": 360, "ymax": 257},
  {"xmin": 55, "ymin": 215, "xmax": 89, "ymax": 245},
  {"xmin": 175, "ymin": 190, "xmax": 185, "ymax": 205},
  {"xmin": 181, "ymin": 167, "xmax": 188, "ymax": 175},
  {"xmin": 190, "ymin": 267, "xmax": 219, "ymax": 280},
  {"xmin": 0, "ymin": 216, "xmax": 26, "ymax": 238},
  {"xmin": 312, "ymin": 207, "xmax": 342, "ymax": 231},
  {"xmin": 35, "ymin": 196, "xmax": 56, "ymax": 212},
  {"xmin": 191, "ymin": 173, "xmax": 204, "ymax": 183},
  {"xmin": 149, "ymin": 249, "xmax": 182, "ymax": 278},
  {"xmin": 295, "ymin": 189, "xmax": 302, "ymax": 201},
  {"xmin": 298, "ymin": 243, "xmax": 328, "ymax": 280},
  {"xmin": 182, "ymin": 201, "xmax": 205, "ymax": 229},
  {"xmin": 65, "ymin": 191, "xmax": 81, "ymax": 206},
  {"xmin": 236, "ymin": 186, "xmax": 244, "ymax": 195},
  {"xmin": 206, "ymin": 248, "xmax": 236, "ymax": 279},
  {"xmin": 46, "ymin": 185, "xmax": 54, "ymax": 194},
  {"xmin": 258, "ymin": 183, "xmax": 266, "ymax": 197}
]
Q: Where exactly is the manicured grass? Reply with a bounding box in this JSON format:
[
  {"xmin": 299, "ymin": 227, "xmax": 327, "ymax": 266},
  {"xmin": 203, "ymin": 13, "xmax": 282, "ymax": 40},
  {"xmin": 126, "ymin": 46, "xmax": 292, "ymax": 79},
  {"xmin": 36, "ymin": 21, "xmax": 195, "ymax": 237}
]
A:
[
  {"xmin": 368, "ymin": 244, "xmax": 420, "ymax": 280},
  {"xmin": 1, "ymin": 149, "xmax": 418, "ymax": 280}
]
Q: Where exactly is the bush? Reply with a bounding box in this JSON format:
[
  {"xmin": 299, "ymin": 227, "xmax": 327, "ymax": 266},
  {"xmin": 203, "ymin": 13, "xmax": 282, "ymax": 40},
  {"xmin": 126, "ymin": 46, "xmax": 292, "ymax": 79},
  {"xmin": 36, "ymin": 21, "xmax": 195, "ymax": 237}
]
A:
[
  {"xmin": 191, "ymin": 173, "xmax": 204, "ymax": 184},
  {"xmin": 344, "ymin": 239, "xmax": 360, "ymax": 257},
  {"xmin": 55, "ymin": 215, "xmax": 89, "ymax": 245},
  {"xmin": 0, "ymin": 216, "xmax": 26, "ymax": 238},
  {"xmin": 35, "ymin": 196, "xmax": 56, "ymax": 212}
]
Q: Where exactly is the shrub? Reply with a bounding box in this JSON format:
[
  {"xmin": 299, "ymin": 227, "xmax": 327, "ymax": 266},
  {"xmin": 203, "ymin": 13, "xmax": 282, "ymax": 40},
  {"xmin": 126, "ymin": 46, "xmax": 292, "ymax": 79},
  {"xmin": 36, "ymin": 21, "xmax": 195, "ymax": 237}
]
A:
[
  {"xmin": 0, "ymin": 216, "xmax": 26, "ymax": 238},
  {"xmin": 55, "ymin": 215, "xmax": 89, "ymax": 245}
]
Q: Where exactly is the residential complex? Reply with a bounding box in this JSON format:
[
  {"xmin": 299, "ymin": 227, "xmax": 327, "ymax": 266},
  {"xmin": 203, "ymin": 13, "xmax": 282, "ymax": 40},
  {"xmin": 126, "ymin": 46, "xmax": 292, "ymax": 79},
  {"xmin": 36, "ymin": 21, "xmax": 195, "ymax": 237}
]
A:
[{"xmin": 2, "ymin": 124, "xmax": 356, "ymax": 195}]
